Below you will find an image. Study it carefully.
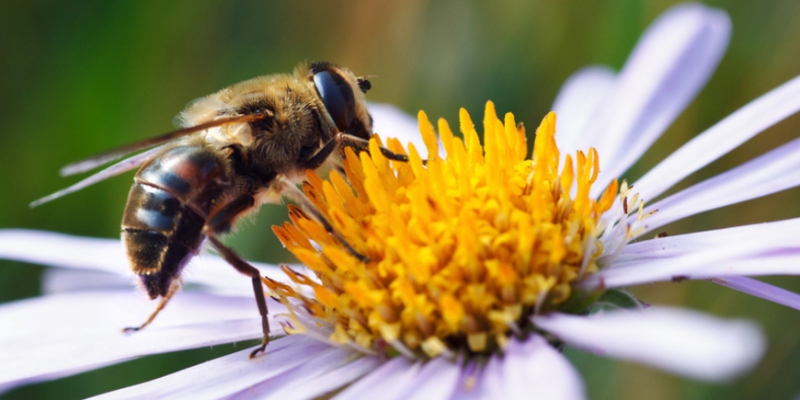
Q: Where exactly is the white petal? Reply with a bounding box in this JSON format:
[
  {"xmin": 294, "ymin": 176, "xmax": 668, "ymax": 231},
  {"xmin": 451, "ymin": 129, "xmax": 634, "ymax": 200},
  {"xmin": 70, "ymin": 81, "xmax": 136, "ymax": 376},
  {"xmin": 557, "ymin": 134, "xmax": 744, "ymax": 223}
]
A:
[
  {"xmin": 632, "ymin": 137, "xmax": 800, "ymax": 237},
  {"xmin": 92, "ymin": 336, "xmax": 330, "ymax": 399},
  {"xmin": 580, "ymin": 3, "xmax": 730, "ymax": 196},
  {"xmin": 552, "ymin": 66, "xmax": 616, "ymax": 156},
  {"xmin": 592, "ymin": 239, "xmax": 800, "ymax": 288},
  {"xmin": 251, "ymin": 356, "xmax": 383, "ymax": 400},
  {"xmin": 368, "ymin": 102, "xmax": 431, "ymax": 157},
  {"xmin": 333, "ymin": 357, "xmax": 418, "ymax": 400},
  {"xmin": 42, "ymin": 268, "xmax": 133, "ymax": 294},
  {"xmin": 446, "ymin": 361, "xmax": 483, "ymax": 400},
  {"xmin": 226, "ymin": 346, "xmax": 361, "ymax": 400},
  {"xmin": 610, "ymin": 218, "xmax": 800, "ymax": 268},
  {"xmin": 533, "ymin": 308, "xmax": 765, "ymax": 382},
  {"xmin": 0, "ymin": 290, "xmax": 285, "ymax": 389},
  {"xmin": 400, "ymin": 357, "xmax": 461, "ymax": 400},
  {"xmin": 0, "ymin": 229, "xmax": 126, "ymax": 273},
  {"xmin": 0, "ymin": 229, "xmax": 296, "ymax": 296},
  {"xmin": 634, "ymin": 73, "xmax": 800, "ymax": 202},
  {"xmin": 499, "ymin": 336, "xmax": 586, "ymax": 400},
  {"xmin": 478, "ymin": 353, "xmax": 504, "ymax": 399},
  {"xmin": 712, "ymin": 276, "xmax": 800, "ymax": 311}
]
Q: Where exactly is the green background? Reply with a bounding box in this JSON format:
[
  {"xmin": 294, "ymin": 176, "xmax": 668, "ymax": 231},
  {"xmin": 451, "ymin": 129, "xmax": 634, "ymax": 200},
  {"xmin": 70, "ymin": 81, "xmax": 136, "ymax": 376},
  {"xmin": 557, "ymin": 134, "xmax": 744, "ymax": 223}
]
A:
[{"xmin": 2, "ymin": 0, "xmax": 800, "ymax": 398}]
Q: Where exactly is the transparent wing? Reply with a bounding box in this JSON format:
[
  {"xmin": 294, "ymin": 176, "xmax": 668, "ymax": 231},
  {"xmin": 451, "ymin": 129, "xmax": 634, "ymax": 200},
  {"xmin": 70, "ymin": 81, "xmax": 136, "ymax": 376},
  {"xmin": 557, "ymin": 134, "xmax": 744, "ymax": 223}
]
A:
[
  {"xmin": 30, "ymin": 145, "xmax": 167, "ymax": 208},
  {"xmin": 59, "ymin": 113, "xmax": 268, "ymax": 177}
]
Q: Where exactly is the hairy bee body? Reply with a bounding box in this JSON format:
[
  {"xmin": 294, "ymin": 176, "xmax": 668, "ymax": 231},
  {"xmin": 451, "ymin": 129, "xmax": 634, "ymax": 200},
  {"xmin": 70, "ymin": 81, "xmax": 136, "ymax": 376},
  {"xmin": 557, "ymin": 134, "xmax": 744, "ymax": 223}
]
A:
[
  {"xmin": 35, "ymin": 61, "xmax": 400, "ymax": 357},
  {"xmin": 122, "ymin": 144, "xmax": 230, "ymax": 298},
  {"xmin": 119, "ymin": 62, "xmax": 375, "ymax": 298}
]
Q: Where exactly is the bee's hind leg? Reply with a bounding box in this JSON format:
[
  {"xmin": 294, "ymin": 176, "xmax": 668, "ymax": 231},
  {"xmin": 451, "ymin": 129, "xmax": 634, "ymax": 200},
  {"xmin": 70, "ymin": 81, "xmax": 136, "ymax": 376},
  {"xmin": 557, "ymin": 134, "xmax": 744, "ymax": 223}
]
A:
[
  {"xmin": 123, "ymin": 280, "xmax": 180, "ymax": 333},
  {"xmin": 205, "ymin": 195, "xmax": 270, "ymax": 358}
]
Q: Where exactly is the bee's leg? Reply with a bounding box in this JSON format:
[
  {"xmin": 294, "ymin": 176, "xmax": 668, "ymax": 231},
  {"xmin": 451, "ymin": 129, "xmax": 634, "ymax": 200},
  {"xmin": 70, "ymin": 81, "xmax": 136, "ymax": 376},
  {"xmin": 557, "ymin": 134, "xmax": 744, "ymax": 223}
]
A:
[
  {"xmin": 277, "ymin": 176, "xmax": 368, "ymax": 263},
  {"xmin": 302, "ymin": 133, "xmax": 409, "ymax": 171},
  {"xmin": 205, "ymin": 195, "xmax": 270, "ymax": 358},
  {"xmin": 123, "ymin": 280, "xmax": 180, "ymax": 332},
  {"xmin": 338, "ymin": 133, "xmax": 410, "ymax": 163},
  {"xmin": 208, "ymin": 236, "xmax": 270, "ymax": 358}
]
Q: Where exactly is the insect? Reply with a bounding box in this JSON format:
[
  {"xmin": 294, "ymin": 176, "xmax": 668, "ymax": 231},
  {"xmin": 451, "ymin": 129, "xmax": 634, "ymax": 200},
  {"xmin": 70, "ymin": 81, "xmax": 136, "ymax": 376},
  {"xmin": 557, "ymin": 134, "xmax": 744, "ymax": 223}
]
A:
[{"xmin": 32, "ymin": 62, "xmax": 408, "ymax": 358}]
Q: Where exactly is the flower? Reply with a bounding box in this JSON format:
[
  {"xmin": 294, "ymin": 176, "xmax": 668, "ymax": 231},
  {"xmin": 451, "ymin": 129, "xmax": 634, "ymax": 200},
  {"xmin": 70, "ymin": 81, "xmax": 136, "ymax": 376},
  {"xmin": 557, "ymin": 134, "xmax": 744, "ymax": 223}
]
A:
[
  {"xmin": 3, "ymin": 3, "xmax": 800, "ymax": 399},
  {"xmin": 270, "ymin": 107, "xmax": 620, "ymax": 360}
]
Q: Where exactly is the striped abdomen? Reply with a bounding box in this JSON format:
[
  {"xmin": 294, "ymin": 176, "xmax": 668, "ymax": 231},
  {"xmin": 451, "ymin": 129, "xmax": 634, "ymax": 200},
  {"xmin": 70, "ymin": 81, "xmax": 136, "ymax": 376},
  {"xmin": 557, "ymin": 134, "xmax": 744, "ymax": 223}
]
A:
[{"xmin": 122, "ymin": 145, "xmax": 229, "ymax": 299}]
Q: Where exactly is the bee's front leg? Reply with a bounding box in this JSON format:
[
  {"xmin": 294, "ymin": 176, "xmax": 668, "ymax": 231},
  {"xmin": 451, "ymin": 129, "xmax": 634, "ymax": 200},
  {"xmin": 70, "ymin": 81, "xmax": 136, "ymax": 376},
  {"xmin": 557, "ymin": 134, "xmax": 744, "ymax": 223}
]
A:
[
  {"xmin": 277, "ymin": 176, "xmax": 368, "ymax": 263},
  {"xmin": 302, "ymin": 133, "xmax": 410, "ymax": 171}
]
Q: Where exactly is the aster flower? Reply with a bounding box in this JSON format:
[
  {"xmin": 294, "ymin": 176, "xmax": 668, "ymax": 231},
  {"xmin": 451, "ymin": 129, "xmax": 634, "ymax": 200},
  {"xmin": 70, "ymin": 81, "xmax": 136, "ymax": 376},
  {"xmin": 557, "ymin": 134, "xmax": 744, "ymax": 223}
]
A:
[{"xmin": 3, "ymin": 3, "xmax": 800, "ymax": 399}]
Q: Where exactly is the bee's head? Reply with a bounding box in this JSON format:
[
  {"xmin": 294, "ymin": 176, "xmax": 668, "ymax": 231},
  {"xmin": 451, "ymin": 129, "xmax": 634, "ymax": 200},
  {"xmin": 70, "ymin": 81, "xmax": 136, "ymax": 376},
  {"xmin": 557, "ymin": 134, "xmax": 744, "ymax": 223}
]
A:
[{"xmin": 308, "ymin": 61, "xmax": 373, "ymax": 140}]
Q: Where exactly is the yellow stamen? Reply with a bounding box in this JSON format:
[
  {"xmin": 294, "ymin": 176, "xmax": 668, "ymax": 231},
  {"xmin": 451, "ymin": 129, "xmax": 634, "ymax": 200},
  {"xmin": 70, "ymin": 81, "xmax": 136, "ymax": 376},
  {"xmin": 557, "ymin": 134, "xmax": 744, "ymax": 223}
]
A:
[{"xmin": 272, "ymin": 102, "xmax": 617, "ymax": 357}]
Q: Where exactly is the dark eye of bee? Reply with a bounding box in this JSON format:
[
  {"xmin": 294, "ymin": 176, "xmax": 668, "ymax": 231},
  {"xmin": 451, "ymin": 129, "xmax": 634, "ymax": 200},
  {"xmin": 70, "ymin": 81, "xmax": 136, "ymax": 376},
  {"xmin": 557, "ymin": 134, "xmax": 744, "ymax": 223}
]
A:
[{"xmin": 313, "ymin": 70, "xmax": 356, "ymax": 132}]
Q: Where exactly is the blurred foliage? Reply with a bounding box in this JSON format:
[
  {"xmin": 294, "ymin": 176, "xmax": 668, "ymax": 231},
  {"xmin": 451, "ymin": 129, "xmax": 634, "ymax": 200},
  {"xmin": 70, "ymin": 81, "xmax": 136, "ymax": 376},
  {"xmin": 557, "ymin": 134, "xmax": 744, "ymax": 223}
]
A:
[{"xmin": 1, "ymin": 0, "xmax": 800, "ymax": 399}]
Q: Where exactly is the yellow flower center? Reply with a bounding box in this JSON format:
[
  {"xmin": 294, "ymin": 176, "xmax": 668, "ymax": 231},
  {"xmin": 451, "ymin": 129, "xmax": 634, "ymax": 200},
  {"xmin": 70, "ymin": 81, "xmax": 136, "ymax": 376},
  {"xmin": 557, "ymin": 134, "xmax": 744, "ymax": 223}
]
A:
[{"xmin": 270, "ymin": 102, "xmax": 618, "ymax": 358}]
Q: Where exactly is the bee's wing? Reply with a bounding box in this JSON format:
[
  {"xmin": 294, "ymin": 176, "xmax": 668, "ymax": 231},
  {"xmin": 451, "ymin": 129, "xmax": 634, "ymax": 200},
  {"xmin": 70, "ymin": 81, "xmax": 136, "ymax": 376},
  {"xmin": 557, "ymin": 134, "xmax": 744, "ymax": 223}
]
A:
[
  {"xmin": 29, "ymin": 145, "xmax": 168, "ymax": 208},
  {"xmin": 59, "ymin": 113, "xmax": 268, "ymax": 177}
]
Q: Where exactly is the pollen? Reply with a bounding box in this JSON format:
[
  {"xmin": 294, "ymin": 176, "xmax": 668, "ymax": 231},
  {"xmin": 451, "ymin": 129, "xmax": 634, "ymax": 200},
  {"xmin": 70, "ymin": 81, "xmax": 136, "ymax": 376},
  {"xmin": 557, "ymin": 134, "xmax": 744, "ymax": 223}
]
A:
[{"xmin": 271, "ymin": 102, "xmax": 617, "ymax": 358}]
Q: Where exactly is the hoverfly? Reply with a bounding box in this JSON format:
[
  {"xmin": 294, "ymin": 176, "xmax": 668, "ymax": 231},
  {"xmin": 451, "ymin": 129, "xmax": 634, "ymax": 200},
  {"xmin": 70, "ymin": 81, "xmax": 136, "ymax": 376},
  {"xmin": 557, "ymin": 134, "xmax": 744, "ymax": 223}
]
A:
[{"xmin": 32, "ymin": 62, "xmax": 408, "ymax": 357}]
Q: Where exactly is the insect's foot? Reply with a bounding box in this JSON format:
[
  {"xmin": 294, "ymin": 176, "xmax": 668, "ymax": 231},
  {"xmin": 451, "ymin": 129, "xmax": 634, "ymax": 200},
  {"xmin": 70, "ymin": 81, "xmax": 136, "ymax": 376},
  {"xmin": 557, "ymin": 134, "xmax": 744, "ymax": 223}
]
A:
[
  {"xmin": 249, "ymin": 344, "xmax": 267, "ymax": 359},
  {"xmin": 122, "ymin": 326, "xmax": 142, "ymax": 333}
]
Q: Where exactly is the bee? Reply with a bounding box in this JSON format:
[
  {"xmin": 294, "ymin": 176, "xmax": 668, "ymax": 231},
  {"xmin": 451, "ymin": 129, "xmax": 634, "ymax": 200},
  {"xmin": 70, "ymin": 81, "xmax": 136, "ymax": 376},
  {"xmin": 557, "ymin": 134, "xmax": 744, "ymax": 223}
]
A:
[{"xmin": 32, "ymin": 62, "xmax": 408, "ymax": 358}]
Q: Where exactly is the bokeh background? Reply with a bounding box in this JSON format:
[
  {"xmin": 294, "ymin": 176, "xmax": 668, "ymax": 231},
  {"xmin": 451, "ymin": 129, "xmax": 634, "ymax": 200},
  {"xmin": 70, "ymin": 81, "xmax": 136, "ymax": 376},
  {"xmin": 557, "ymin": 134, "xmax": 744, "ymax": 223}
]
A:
[{"xmin": 1, "ymin": 0, "xmax": 800, "ymax": 398}]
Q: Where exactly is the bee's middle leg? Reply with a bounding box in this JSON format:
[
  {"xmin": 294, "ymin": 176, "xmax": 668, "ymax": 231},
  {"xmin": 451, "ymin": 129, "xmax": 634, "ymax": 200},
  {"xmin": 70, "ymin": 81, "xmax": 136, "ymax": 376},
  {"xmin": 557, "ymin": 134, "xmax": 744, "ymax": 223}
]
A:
[{"xmin": 205, "ymin": 195, "xmax": 270, "ymax": 358}]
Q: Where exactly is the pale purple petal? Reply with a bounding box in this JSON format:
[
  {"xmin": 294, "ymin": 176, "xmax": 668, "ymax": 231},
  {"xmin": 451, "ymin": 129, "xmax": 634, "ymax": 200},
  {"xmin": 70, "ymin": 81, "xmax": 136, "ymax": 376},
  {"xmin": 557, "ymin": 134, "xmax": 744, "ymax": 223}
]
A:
[
  {"xmin": 247, "ymin": 356, "xmax": 383, "ymax": 400},
  {"xmin": 478, "ymin": 355, "xmax": 504, "ymax": 399},
  {"xmin": 225, "ymin": 346, "xmax": 361, "ymax": 400},
  {"xmin": 633, "ymin": 137, "xmax": 800, "ymax": 237},
  {"xmin": 634, "ymin": 73, "xmax": 800, "ymax": 202},
  {"xmin": 533, "ymin": 308, "xmax": 765, "ymax": 382},
  {"xmin": 592, "ymin": 218, "xmax": 800, "ymax": 287},
  {"xmin": 591, "ymin": 244, "xmax": 800, "ymax": 288},
  {"xmin": 93, "ymin": 336, "xmax": 331, "ymax": 399},
  {"xmin": 0, "ymin": 384, "xmax": 13, "ymax": 395},
  {"xmin": 333, "ymin": 357, "xmax": 418, "ymax": 400},
  {"xmin": 42, "ymin": 268, "xmax": 133, "ymax": 294},
  {"xmin": 552, "ymin": 66, "xmax": 616, "ymax": 156},
  {"xmin": 447, "ymin": 361, "xmax": 483, "ymax": 400},
  {"xmin": 712, "ymin": 276, "xmax": 800, "ymax": 311},
  {"xmin": 0, "ymin": 229, "xmax": 127, "ymax": 273},
  {"xmin": 609, "ymin": 218, "xmax": 800, "ymax": 268},
  {"xmin": 368, "ymin": 102, "xmax": 432, "ymax": 158},
  {"xmin": 0, "ymin": 229, "xmax": 296, "ymax": 295},
  {"xmin": 0, "ymin": 291, "xmax": 286, "ymax": 389},
  {"xmin": 400, "ymin": 357, "xmax": 461, "ymax": 400},
  {"xmin": 499, "ymin": 336, "xmax": 586, "ymax": 400},
  {"xmin": 581, "ymin": 3, "xmax": 730, "ymax": 197}
]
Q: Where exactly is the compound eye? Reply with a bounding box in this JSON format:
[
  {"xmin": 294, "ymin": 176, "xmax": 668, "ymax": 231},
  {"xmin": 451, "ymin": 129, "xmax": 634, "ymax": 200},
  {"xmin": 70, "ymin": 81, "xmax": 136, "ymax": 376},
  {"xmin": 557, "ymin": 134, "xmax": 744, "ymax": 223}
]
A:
[{"xmin": 313, "ymin": 70, "xmax": 356, "ymax": 132}]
